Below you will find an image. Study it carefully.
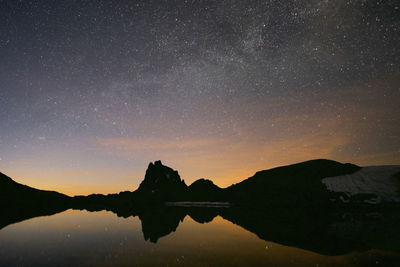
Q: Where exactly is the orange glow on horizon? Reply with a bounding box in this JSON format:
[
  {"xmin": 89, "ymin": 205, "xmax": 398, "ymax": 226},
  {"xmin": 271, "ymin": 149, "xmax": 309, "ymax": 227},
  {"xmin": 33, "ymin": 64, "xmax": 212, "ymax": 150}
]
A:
[{"xmin": 1, "ymin": 82, "xmax": 399, "ymax": 197}]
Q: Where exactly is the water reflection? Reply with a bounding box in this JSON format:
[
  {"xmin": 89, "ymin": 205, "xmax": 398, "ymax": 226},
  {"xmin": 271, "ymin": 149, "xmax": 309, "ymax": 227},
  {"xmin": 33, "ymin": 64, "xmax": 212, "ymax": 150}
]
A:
[
  {"xmin": 139, "ymin": 207, "xmax": 186, "ymax": 243},
  {"xmin": 0, "ymin": 209, "xmax": 399, "ymax": 266},
  {"xmin": 88, "ymin": 205, "xmax": 400, "ymax": 256},
  {"xmin": 2, "ymin": 204, "xmax": 400, "ymax": 256}
]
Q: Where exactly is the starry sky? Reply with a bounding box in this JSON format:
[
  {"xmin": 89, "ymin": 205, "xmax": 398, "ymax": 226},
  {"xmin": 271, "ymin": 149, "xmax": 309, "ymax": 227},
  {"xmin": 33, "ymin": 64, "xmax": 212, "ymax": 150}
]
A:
[{"xmin": 0, "ymin": 0, "xmax": 399, "ymax": 196}]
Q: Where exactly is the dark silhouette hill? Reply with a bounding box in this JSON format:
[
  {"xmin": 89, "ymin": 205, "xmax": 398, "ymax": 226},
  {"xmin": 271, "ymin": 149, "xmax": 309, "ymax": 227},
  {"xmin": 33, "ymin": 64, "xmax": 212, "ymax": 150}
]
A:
[
  {"xmin": 225, "ymin": 159, "xmax": 361, "ymax": 208},
  {"xmin": 0, "ymin": 171, "xmax": 70, "ymax": 207},
  {"xmin": 187, "ymin": 178, "xmax": 224, "ymax": 201},
  {"xmin": 0, "ymin": 172, "xmax": 70, "ymax": 229},
  {"xmin": 188, "ymin": 178, "xmax": 220, "ymax": 191}
]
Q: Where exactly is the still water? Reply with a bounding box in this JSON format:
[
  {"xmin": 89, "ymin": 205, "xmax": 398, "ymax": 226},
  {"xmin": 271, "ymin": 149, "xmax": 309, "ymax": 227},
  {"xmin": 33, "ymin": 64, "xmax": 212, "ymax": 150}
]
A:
[{"xmin": 0, "ymin": 209, "xmax": 398, "ymax": 266}]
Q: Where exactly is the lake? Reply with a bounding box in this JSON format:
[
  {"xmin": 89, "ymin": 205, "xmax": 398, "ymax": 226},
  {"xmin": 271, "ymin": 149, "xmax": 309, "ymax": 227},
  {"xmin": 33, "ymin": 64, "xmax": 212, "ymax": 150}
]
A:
[{"xmin": 0, "ymin": 209, "xmax": 399, "ymax": 266}]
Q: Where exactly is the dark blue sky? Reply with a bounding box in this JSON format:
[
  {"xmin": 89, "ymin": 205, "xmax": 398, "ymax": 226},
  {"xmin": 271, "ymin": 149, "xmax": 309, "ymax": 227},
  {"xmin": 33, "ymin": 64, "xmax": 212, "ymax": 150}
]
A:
[{"xmin": 0, "ymin": 0, "xmax": 399, "ymax": 195}]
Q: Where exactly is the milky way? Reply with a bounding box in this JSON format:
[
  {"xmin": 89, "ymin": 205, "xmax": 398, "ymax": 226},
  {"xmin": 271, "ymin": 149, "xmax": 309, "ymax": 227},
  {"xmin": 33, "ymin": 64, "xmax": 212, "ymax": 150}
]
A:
[{"xmin": 0, "ymin": 1, "xmax": 399, "ymax": 195}]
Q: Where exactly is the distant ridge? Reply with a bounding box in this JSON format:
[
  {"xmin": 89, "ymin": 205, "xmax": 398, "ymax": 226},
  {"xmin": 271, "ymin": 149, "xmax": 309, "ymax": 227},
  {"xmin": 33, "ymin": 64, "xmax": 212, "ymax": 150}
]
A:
[{"xmin": 2, "ymin": 159, "xmax": 400, "ymax": 210}]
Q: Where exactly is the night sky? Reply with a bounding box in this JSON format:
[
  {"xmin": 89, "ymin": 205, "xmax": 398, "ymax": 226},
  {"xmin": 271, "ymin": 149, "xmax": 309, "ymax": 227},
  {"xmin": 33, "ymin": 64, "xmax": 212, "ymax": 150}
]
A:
[{"xmin": 1, "ymin": 0, "xmax": 399, "ymax": 196}]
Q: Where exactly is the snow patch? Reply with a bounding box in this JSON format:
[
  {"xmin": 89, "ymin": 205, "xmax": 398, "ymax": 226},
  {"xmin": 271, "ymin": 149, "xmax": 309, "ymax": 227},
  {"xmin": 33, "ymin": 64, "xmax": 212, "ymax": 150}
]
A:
[{"xmin": 322, "ymin": 166, "xmax": 400, "ymax": 203}]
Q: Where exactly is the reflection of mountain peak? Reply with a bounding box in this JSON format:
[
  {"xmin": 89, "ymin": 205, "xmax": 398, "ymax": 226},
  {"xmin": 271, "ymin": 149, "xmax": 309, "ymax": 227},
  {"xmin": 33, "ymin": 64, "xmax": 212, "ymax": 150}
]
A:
[
  {"xmin": 139, "ymin": 207, "xmax": 186, "ymax": 243},
  {"xmin": 187, "ymin": 208, "xmax": 219, "ymax": 224}
]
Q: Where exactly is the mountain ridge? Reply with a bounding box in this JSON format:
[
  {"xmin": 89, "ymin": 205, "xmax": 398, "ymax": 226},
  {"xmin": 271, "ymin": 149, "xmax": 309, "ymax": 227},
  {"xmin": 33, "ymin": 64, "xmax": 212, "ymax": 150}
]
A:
[{"xmin": 2, "ymin": 159, "xmax": 400, "ymax": 209}]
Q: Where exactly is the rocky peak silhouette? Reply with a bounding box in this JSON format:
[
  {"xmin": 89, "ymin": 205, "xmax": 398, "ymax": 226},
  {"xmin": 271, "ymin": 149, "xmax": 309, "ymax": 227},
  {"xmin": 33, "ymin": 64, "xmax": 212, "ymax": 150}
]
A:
[{"xmin": 138, "ymin": 160, "xmax": 187, "ymax": 193}]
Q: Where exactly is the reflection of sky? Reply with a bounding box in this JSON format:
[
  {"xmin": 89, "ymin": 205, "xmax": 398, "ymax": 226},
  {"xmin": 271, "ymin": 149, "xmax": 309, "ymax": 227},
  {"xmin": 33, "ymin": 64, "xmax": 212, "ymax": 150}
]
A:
[
  {"xmin": 0, "ymin": 1, "xmax": 399, "ymax": 195},
  {"xmin": 0, "ymin": 209, "xmax": 394, "ymax": 266}
]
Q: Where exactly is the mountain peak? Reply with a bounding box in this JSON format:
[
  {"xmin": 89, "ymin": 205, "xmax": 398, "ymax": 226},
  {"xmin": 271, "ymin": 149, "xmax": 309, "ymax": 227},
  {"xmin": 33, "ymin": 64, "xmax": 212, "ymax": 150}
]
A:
[
  {"xmin": 148, "ymin": 160, "xmax": 163, "ymax": 168},
  {"xmin": 138, "ymin": 161, "xmax": 187, "ymax": 192}
]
